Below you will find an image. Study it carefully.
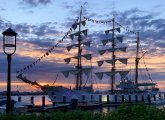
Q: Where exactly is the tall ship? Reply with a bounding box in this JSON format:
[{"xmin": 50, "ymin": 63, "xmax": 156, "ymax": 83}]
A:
[{"xmin": 17, "ymin": 8, "xmax": 160, "ymax": 104}]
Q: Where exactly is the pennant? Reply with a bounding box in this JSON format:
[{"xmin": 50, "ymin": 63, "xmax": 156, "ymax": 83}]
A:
[
  {"xmin": 46, "ymin": 52, "xmax": 49, "ymax": 56},
  {"xmin": 83, "ymin": 41, "xmax": 90, "ymax": 47},
  {"xmin": 69, "ymin": 34, "xmax": 74, "ymax": 40},
  {"xmin": 118, "ymin": 58, "xmax": 128, "ymax": 64},
  {"xmin": 66, "ymin": 46, "xmax": 73, "ymax": 52},
  {"xmin": 99, "ymin": 50, "xmax": 106, "ymax": 55},
  {"xmin": 105, "ymin": 72, "xmax": 115, "ymax": 77},
  {"xmin": 83, "ymin": 68, "xmax": 91, "ymax": 76},
  {"xmin": 64, "ymin": 58, "xmax": 71, "ymax": 64},
  {"xmin": 116, "ymin": 36, "xmax": 123, "ymax": 42},
  {"xmin": 118, "ymin": 47, "xmax": 127, "ymax": 52},
  {"xmin": 70, "ymin": 69, "xmax": 81, "ymax": 75},
  {"xmin": 82, "ymin": 29, "xmax": 88, "ymax": 37},
  {"xmin": 105, "ymin": 59, "xmax": 116, "ymax": 64},
  {"xmin": 61, "ymin": 71, "xmax": 69, "ymax": 78},
  {"xmin": 73, "ymin": 55, "xmax": 80, "ymax": 59},
  {"xmin": 97, "ymin": 61, "xmax": 104, "ymax": 67},
  {"xmin": 81, "ymin": 20, "xmax": 86, "ymax": 26},
  {"xmin": 72, "ymin": 24, "xmax": 77, "ymax": 30},
  {"xmin": 118, "ymin": 71, "xmax": 129, "ymax": 78},
  {"xmin": 101, "ymin": 39, "xmax": 109, "ymax": 46},
  {"xmin": 105, "ymin": 30, "xmax": 109, "ymax": 35},
  {"xmin": 74, "ymin": 31, "xmax": 80, "ymax": 36},
  {"xmin": 95, "ymin": 72, "xmax": 103, "ymax": 80},
  {"xmin": 74, "ymin": 44, "xmax": 79, "ymax": 47},
  {"xmin": 116, "ymin": 27, "xmax": 120, "ymax": 33},
  {"xmin": 83, "ymin": 54, "xmax": 92, "ymax": 60}
]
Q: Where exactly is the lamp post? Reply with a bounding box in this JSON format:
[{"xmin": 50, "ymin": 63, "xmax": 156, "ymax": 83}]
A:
[{"xmin": 2, "ymin": 28, "xmax": 17, "ymax": 113}]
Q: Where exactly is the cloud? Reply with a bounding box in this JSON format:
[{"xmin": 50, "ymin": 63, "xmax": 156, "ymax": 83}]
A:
[{"xmin": 20, "ymin": 0, "xmax": 52, "ymax": 7}]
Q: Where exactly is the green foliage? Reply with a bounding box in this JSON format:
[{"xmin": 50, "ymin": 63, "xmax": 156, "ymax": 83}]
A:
[{"xmin": 0, "ymin": 104, "xmax": 165, "ymax": 120}]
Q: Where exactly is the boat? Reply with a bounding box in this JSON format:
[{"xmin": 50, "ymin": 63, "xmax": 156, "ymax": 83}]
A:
[{"xmin": 17, "ymin": 7, "xmax": 161, "ymax": 105}]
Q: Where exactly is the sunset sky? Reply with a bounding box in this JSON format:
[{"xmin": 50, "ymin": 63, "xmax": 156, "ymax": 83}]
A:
[{"xmin": 0, "ymin": 0, "xmax": 165, "ymax": 92}]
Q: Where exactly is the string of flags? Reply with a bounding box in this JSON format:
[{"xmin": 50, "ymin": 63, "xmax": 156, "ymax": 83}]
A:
[
  {"xmin": 115, "ymin": 21, "xmax": 137, "ymax": 35},
  {"xmin": 16, "ymin": 17, "xmax": 79, "ymax": 74},
  {"xmin": 84, "ymin": 16, "xmax": 136, "ymax": 35},
  {"xmin": 83, "ymin": 16, "xmax": 112, "ymax": 24}
]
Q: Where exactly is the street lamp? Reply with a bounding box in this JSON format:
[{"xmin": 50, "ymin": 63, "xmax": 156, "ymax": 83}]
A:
[{"xmin": 2, "ymin": 28, "xmax": 17, "ymax": 113}]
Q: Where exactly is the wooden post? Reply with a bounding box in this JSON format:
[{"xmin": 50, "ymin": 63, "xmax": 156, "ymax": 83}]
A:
[
  {"xmin": 122, "ymin": 95, "xmax": 124, "ymax": 103},
  {"xmin": 159, "ymin": 93, "xmax": 161, "ymax": 98},
  {"xmin": 82, "ymin": 95, "xmax": 85, "ymax": 104},
  {"xmin": 147, "ymin": 94, "xmax": 150, "ymax": 103},
  {"xmin": 18, "ymin": 96, "xmax": 21, "ymax": 102},
  {"xmin": 42, "ymin": 96, "xmax": 45, "ymax": 107},
  {"xmin": 31, "ymin": 96, "xmax": 34, "ymax": 105},
  {"xmin": 141, "ymin": 94, "xmax": 144, "ymax": 102},
  {"xmin": 71, "ymin": 98, "xmax": 78, "ymax": 110},
  {"xmin": 53, "ymin": 102, "xmax": 55, "ymax": 106},
  {"xmin": 135, "ymin": 94, "xmax": 138, "ymax": 102},
  {"xmin": 154, "ymin": 94, "xmax": 156, "ymax": 101},
  {"xmin": 114, "ymin": 94, "xmax": 117, "ymax": 103},
  {"xmin": 91, "ymin": 95, "xmax": 93, "ymax": 103},
  {"xmin": 129, "ymin": 95, "xmax": 131, "ymax": 103},
  {"xmin": 107, "ymin": 95, "xmax": 110, "ymax": 103},
  {"xmin": 63, "ymin": 95, "xmax": 66, "ymax": 104},
  {"xmin": 99, "ymin": 95, "xmax": 102, "ymax": 103}
]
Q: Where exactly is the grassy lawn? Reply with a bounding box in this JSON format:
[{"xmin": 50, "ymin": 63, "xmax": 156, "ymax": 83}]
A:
[{"xmin": 1, "ymin": 104, "xmax": 165, "ymax": 120}]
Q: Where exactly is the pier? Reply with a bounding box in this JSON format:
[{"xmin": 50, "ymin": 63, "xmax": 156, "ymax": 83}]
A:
[{"xmin": 13, "ymin": 92, "xmax": 165, "ymax": 112}]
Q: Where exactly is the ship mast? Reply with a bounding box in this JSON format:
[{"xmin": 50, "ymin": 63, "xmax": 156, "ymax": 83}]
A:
[
  {"xmin": 62, "ymin": 7, "xmax": 90, "ymax": 90},
  {"xmin": 135, "ymin": 32, "xmax": 140, "ymax": 87},
  {"xmin": 111, "ymin": 18, "xmax": 115, "ymax": 93},
  {"xmin": 76, "ymin": 6, "xmax": 83, "ymax": 90}
]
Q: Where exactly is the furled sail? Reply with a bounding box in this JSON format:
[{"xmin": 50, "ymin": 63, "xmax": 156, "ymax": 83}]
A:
[
  {"xmin": 95, "ymin": 71, "xmax": 129, "ymax": 80},
  {"xmin": 69, "ymin": 29, "xmax": 88, "ymax": 39},
  {"xmin": 98, "ymin": 47, "xmax": 127, "ymax": 55},
  {"xmin": 62, "ymin": 67, "xmax": 92, "ymax": 78},
  {"xmin": 66, "ymin": 41, "xmax": 91, "ymax": 52}
]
